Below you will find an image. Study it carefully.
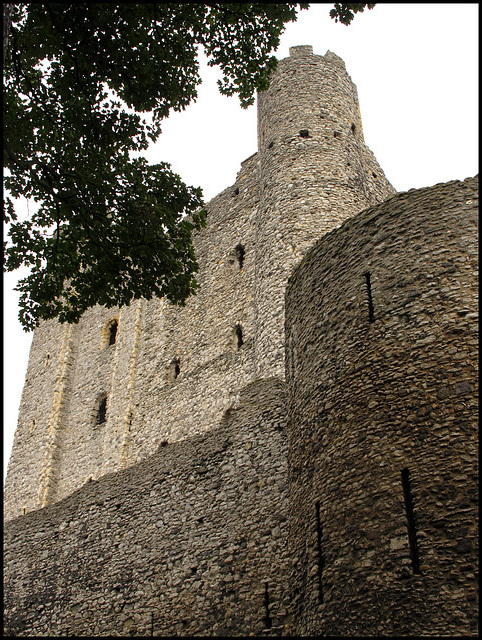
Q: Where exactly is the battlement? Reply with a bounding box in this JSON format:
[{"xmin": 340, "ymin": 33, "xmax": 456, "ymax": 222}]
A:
[{"xmin": 289, "ymin": 44, "xmax": 313, "ymax": 57}]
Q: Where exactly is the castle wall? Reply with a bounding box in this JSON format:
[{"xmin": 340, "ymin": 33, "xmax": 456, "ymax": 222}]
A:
[
  {"xmin": 5, "ymin": 177, "xmax": 478, "ymax": 638},
  {"xmin": 285, "ymin": 176, "xmax": 478, "ymax": 636},
  {"xmin": 53, "ymin": 302, "xmax": 135, "ymax": 493},
  {"xmin": 3, "ymin": 152, "xmax": 261, "ymax": 519},
  {"xmin": 4, "ymin": 380, "xmax": 291, "ymax": 637},
  {"xmin": 254, "ymin": 46, "xmax": 395, "ymax": 379},
  {"xmin": 6, "ymin": 44, "xmax": 477, "ymax": 639},
  {"xmin": 126, "ymin": 152, "xmax": 260, "ymax": 464}
]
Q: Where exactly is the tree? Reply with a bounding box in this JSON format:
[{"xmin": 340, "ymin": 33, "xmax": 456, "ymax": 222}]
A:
[
  {"xmin": 329, "ymin": 3, "xmax": 376, "ymax": 25},
  {"xmin": 3, "ymin": 3, "xmax": 374, "ymax": 331}
]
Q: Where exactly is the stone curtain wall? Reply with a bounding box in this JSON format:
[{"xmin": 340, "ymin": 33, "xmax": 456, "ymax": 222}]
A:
[
  {"xmin": 5, "ymin": 178, "xmax": 478, "ymax": 639},
  {"xmin": 285, "ymin": 176, "xmax": 478, "ymax": 636},
  {"xmin": 254, "ymin": 46, "xmax": 395, "ymax": 380},
  {"xmin": 4, "ymin": 380, "xmax": 291, "ymax": 637}
]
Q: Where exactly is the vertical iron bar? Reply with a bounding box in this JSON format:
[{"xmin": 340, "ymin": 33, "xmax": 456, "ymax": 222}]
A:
[
  {"xmin": 365, "ymin": 272, "xmax": 375, "ymax": 323},
  {"xmin": 315, "ymin": 501, "xmax": 324, "ymax": 603},
  {"xmin": 401, "ymin": 468, "xmax": 421, "ymax": 573}
]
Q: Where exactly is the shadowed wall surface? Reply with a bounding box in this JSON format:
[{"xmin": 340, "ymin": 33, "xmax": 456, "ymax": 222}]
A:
[
  {"xmin": 4, "ymin": 380, "xmax": 291, "ymax": 637},
  {"xmin": 285, "ymin": 176, "xmax": 478, "ymax": 637}
]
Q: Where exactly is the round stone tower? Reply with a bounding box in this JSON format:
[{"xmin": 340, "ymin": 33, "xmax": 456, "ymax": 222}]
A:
[
  {"xmin": 285, "ymin": 176, "xmax": 478, "ymax": 636},
  {"xmin": 254, "ymin": 45, "xmax": 395, "ymax": 379}
]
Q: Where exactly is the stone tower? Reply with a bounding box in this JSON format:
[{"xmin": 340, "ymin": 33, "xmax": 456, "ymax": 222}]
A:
[
  {"xmin": 255, "ymin": 45, "xmax": 394, "ymax": 378},
  {"xmin": 285, "ymin": 177, "xmax": 478, "ymax": 636},
  {"xmin": 4, "ymin": 46, "xmax": 394, "ymax": 521}
]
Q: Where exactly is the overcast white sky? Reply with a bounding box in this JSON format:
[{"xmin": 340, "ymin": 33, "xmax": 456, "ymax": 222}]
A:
[{"xmin": 3, "ymin": 3, "xmax": 478, "ymax": 481}]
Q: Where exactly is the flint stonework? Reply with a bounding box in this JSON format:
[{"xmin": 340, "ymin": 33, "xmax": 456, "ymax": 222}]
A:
[{"xmin": 4, "ymin": 46, "xmax": 478, "ymax": 637}]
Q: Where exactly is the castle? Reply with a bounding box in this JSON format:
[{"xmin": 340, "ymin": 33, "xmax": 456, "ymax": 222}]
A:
[{"xmin": 4, "ymin": 46, "xmax": 478, "ymax": 637}]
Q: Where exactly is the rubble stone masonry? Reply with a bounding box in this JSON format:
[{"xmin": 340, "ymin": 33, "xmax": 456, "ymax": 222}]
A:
[
  {"xmin": 285, "ymin": 176, "xmax": 478, "ymax": 636},
  {"xmin": 3, "ymin": 45, "xmax": 478, "ymax": 637}
]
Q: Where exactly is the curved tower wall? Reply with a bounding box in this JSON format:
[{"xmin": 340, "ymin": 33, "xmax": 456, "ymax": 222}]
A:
[
  {"xmin": 255, "ymin": 45, "xmax": 395, "ymax": 379},
  {"xmin": 285, "ymin": 176, "xmax": 478, "ymax": 636}
]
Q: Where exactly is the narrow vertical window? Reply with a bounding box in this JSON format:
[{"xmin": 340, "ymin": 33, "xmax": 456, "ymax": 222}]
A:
[
  {"xmin": 108, "ymin": 319, "xmax": 118, "ymax": 345},
  {"xmin": 167, "ymin": 357, "xmax": 180, "ymax": 383},
  {"xmin": 109, "ymin": 321, "xmax": 117, "ymax": 345},
  {"xmin": 235, "ymin": 324, "xmax": 243, "ymax": 350},
  {"xmin": 96, "ymin": 396, "xmax": 107, "ymax": 425},
  {"xmin": 263, "ymin": 582, "xmax": 272, "ymax": 629},
  {"xmin": 235, "ymin": 244, "xmax": 245, "ymax": 269},
  {"xmin": 401, "ymin": 468, "xmax": 421, "ymax": 574},
  {"xmin": 364, "ymin": 272, "xmax": 375, "ymax": 323},
  {"xmin": 127, "ymin": 411, "xmax": 133, "ymax": 430},
  {"xmin": 315, "ymin": 500, "xmax": 325, "ymax": 603}
]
